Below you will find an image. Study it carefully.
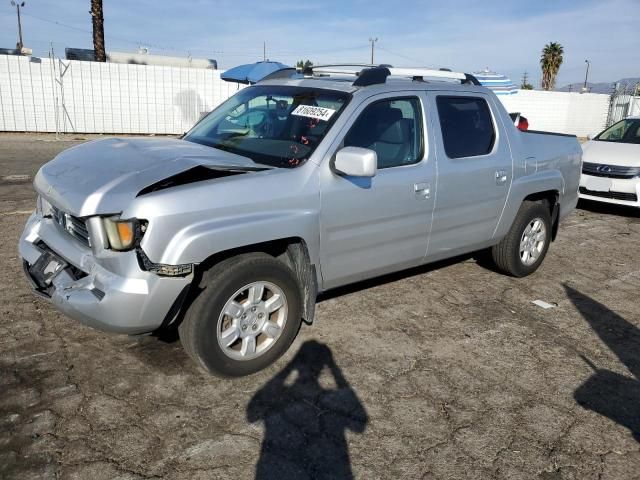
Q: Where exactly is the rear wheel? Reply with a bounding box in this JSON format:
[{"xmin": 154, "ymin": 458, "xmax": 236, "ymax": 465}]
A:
[
  {"xmin": 179, "ymin": 253, "xmax": 302, "ymax": 377},
  {"xmin": 492, "ymin": 201, "xmax": 552, "ymax": 277}
]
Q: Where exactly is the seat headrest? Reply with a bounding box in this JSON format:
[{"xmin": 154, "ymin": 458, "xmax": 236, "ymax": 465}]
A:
[{"xmin": 377, "ymin": 108, "xmax": 407, "ymax": 144}]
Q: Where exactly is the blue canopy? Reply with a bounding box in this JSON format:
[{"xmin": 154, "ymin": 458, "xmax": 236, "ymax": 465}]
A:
[{"xmin": 221, "ymin": 61, "xmax": 291, "ymax": 85}]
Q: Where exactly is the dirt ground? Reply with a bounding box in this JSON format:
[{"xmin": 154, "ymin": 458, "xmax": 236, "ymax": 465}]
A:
[{"xmin": 1, "ymin": 133, "xmax": 639, "ymax": 480}]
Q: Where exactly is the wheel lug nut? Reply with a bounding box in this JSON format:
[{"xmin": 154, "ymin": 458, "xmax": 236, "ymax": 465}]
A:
[
  {"xmin": 242, "ymin": 325, "xmax": 247, "ymax": 331},
  {"xmin": 242, "ymin": 314, "xmax": 247, "ymax": 319},
  {"xmin": 251, "ymin": 307, "xmax": 257, "ymax": 312},
  {"xmin": 252, "ymin": 324, "xmax": 257, "ymax": 331},
  {"xmin": 258, "ymin": 313, "xmax": 264, "ymax": 319}
]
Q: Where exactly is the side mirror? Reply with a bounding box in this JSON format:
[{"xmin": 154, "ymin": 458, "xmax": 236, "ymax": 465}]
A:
[
  {"xmin": 587, "ymin": 134, "xmax": 594, "ymax": 140},
  {"xmin": 334, "ymin": 147, "xmax": 377, "ymax": 177}
]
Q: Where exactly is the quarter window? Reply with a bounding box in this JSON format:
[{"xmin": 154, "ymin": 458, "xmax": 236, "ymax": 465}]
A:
[
  {"xmin": 343, "ymin": 98, "xmax": 423, "ymax": 169},
  {"xmin": 436, "ymin": 96, "xmax": 496, "ymax": 159}
]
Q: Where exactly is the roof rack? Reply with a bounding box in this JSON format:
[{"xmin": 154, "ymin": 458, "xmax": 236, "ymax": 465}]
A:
[{"xmin": 295, "ymin": 64, "xmax": 481, "ymax": 87}]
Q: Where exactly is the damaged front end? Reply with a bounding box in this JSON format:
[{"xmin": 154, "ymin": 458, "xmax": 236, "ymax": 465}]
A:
[
  {"xmin": 20, "ymin": 137, "xmax": 273, "ymax": 334},
  {"xmin": 20, "ymin": 208, "xmax": 193, "ymax": 335}
]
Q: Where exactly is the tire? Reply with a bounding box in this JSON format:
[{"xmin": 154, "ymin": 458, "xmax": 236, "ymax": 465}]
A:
[
  {"xmin": 491, "ymin": 201, "xmax": 552, "ymax": 277},
  {"xmin": 178, "ymin": 253, "xmax": 302, "ymax": 377}
]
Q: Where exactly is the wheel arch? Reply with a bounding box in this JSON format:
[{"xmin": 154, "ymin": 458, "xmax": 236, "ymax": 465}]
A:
[
  {"xmin": 522, "ymin": 189, "xmax": 560, "ymax": 241},
  {"xmin": 495, "ymin": 170, "xmax": 564, "ymax": 241},
  {"xmin": 194, "ymin": 237, "xmax": 318, "ymax": 324}
]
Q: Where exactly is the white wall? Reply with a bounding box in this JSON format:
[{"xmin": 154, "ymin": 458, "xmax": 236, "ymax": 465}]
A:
[
  {"xmin": 0, "ymin": 54, "xmax": 612, "ymax": 137},
  {"xmin": 498, "ymin": 90, "xmax": 610, "ymax": 137},
  {"xmin": 0, "ymin": 54, "xmax": 242, "ymax": 134}
]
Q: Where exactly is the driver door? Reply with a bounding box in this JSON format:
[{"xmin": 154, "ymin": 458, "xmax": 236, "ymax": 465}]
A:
[{"xmin": 318, "ymin": 93, "xmax": 436, "ymax": 289}]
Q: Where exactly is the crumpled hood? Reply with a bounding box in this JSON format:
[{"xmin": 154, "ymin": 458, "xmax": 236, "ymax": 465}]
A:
[
  {"xmin": 582, "ymin": 140, "xmax": 640, "ymax": 167},
  {"xmin": 35, "ymin": 137, "xmax": 268, "ymax": 216}
]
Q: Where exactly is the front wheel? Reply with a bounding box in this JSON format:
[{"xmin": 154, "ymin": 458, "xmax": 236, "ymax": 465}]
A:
[
  {"xmin": 179, "ymin": 253, "xmax": 302, "ymax": 377},
  {"xmin": 492, "ymin": 201, "xmax": 552, "ymax": 277}
]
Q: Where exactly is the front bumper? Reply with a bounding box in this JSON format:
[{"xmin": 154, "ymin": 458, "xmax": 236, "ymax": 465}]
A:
[
  {"xmin": 19, "ymin": 212, "xmax": 192, "ymax": 334},
  {"xmin": 579, "ymin": 174, "xmax": 640, "ymax": 207}
]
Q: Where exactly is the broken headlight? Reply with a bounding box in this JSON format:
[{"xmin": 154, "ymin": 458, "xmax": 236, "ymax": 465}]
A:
[{"xmin": 102, "ymin": 217, "xmax": 143, "ymax": 251}]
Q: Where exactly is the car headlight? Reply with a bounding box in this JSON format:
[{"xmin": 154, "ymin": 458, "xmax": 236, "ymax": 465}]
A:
[{"xmin": 102, "ymin": 217, "xmax": 140, "ymax": 251}]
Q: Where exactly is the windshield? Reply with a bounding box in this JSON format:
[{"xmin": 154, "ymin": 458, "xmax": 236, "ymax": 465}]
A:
[
  {"xmin": 184, "ymin": 85, "xmax": 351, "ymax": 167},
  {"xmin": 595, "ymin": 118, "xmax": 640, "ymax": 144}
]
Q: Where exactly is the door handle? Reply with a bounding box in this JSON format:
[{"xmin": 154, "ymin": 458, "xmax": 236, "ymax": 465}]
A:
[
  {"xmin": 495, "ymin": 170, "xmax": 508, "ymax": 185},
  {"xmin": 414, "ymin": 182, "xmax": 430, "ymax": 199}
]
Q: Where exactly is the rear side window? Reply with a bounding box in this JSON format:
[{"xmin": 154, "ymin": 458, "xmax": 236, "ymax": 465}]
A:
[{"xmin": 436, "ymin": 96, "xmax": 496, "ymax": 158}]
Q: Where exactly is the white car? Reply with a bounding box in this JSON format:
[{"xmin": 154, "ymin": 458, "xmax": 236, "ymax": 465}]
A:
[{"xmin": 580, "ymin": 116, "xmax": 640, "ymax": 207}]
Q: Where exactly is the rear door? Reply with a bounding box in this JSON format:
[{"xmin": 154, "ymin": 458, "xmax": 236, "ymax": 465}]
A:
[
  {"xmin": 319, "ymin": 93, "xmax": 436, "ymax": 289},
  {"xmin": 426, "ymin": 93, "xmax": 512, "ymax": 259}
]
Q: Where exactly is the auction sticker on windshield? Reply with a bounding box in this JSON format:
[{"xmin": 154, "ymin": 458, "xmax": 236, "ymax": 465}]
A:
[{"xmin": 291, "ymin": 105, "xmax": 336, "ymax": 121}]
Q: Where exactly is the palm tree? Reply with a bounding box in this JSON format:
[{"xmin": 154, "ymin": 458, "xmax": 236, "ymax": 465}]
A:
[
  {"xmin": 540, "ymin": 42, "xmax": 564, "ymax": 91},
  {"xmin": 90, "ymin": 0, "xmax": 106, "ymax": 62}
]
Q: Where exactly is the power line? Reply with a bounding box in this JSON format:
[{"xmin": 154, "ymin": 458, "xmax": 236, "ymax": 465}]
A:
[
  {"xmin": 376, "ymin": 46, "xmax": 425, "ymax": 65},
  {"xmin": 21, "ymin": 12, "xmax": 93, "ymax": 35},
  {"xmin": 17, "ymin": 13, "xmax": 370, "ymax": 60},
  {"xmin": 20, "ymin": 12, "xmax": 225, "ymax": 55}
]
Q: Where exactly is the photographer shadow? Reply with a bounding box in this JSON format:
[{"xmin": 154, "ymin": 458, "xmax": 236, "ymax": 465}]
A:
[
  {"xmin": 247, "ymin": 340, "xmax": 368, "ymax": 479},
  {"xmin": 566, "ymin": 285, "xmax": 640, "ymax": 442}
]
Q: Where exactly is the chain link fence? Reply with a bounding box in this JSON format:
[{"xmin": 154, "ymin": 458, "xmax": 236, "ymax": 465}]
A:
[{"xmin": 606, "ymin": 81, "xmax": 640, "ymax": 126}]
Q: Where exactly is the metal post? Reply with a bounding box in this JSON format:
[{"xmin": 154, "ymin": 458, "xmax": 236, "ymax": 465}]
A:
[
  {"xmin": 11, "ymin": 1, "xmax": 26, "ymax": 51},
  {"xmin": 369, "ymin": 37, "xmax": 378, "ymax": 64},
  {"xmin": 263, "ymin": 41, "xmax": 266, "ymax": 61},
  {"xmin": 582, "ymin": 60, "xmax": 590, "ymax": 92},
  {"xmin": 49, "ymin": 43, "xmax": 60, "ymax": 139}
]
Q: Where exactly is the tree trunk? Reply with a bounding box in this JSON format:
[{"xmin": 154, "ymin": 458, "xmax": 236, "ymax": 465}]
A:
[{"xmin": 91, "ymin": 0, "xmax": 106, "ymax": 62}]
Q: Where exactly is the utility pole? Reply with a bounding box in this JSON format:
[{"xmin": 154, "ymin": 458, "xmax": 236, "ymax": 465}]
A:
[
  {"xmin": 263, "ymin": 41, "xmax": 266, "ymax": 61},
  {"xmin": 582, "ymin": 59, "xmax": 590, "ymax": 92},
  {"xmin": 369, "ymin": 37, "xmax": 378, "ymax": 64},
  {"xmin": 90, "ymin": 0, "xmax": 106, "ymax": 62},
  {"xmin": 10, "ymin": 1, "xmax": 25, "ymax": 51}
]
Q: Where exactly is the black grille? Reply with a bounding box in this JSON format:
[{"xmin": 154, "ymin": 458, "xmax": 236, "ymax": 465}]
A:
[
  {"xmin": 582, "ymin": 162, "xmax": 640, "ymax": 179},
  {"xmin": 50, "ymin": 206, "xmax": 91, "ymax": 247},
  {"xmin": 579, "ymin": 187, "xmax": 638, "ymax": 202}
]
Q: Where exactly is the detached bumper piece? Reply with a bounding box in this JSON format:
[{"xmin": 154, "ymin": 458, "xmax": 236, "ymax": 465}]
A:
[
  {"xmin": 137, "ymin": 248, "xmax": 192, "ymax": 277},
  {"xmin": 24, "ymin": 249, "xmax": 66, "ymax": 297},
  {"xmin": 23, "ymin": 246, "xmax": 89, "ymax": 298}
]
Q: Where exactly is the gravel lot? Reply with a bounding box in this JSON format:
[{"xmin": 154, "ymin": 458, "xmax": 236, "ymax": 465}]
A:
[{"xmin": 1, "ymin": 133, "xmax": 639, "ymax": 480}]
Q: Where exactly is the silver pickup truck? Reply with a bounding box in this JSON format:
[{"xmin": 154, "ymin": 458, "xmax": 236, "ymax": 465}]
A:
[{"xmin": 19, "ymin": 66, "xmax": 581, "ymax": 377}]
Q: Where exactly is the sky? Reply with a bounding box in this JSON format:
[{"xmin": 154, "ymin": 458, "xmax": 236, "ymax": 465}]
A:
[{"xmin": 0, "ymin": 0, "xmax": 638, "ymax": 87}]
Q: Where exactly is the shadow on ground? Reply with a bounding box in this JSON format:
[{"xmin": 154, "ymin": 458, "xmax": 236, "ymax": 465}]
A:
[
  {"xmin": 565, "ymin": 285, "xmax": 640, "ymax": 442},
  {"xmin": 577, "ymin": 199, "xmax": 640, "ymax": 219},
  {"xmin": 247, "ymin": 340, "xmax": 368, "ymax": 479}
]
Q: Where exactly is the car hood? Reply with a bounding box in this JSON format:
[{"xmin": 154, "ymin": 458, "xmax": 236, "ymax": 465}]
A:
[
  {"xmin": 582, "ymin": 140, "xmax": 640, "ymax": 167},
  {"xmin": 34, "ymin": 137, "xmax": 270, "ymax": 217}
]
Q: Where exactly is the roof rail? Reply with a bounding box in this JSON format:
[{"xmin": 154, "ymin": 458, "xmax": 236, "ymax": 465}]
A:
[{"xmin": 296, "ymin": 64, "xmax": 481, "ymax": 87}]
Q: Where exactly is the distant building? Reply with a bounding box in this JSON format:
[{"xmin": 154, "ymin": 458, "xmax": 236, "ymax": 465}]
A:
[
  {"xmin": 0, "ymin": 47, "xmax": 30, "ymax": 56},
  {"xmin": 65, "ymin": 47, "xmax": 218, "ymax": 69},
  {"xmin": 473, "ymin": 68, "xmax": 518, "ymax": 95}
]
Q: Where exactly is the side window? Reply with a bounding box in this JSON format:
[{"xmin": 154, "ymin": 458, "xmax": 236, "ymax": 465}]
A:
[
  {"xmin": 436, "ymin": 96, "xmax": 496, "ymax": 159},
  {"xmin": 344, "ymin": 98, "xmax": 423, "ymax": 169}
]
